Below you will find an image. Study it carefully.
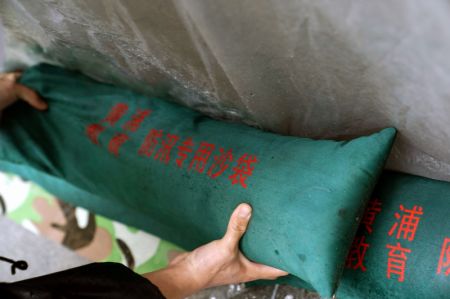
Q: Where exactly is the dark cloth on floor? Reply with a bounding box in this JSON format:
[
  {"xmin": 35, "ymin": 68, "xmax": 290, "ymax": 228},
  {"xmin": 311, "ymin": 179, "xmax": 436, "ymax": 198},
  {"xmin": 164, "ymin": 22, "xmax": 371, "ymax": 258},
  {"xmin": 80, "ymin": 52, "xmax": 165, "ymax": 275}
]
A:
[{"xmin": 0, "ymin": 262, "xmax": 166, "ymax": 299}]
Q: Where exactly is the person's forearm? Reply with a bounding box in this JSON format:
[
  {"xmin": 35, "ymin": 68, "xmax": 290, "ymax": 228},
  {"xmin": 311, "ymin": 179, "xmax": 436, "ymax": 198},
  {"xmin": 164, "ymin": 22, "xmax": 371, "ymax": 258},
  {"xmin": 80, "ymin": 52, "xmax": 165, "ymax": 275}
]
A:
[{"xmin": 144, "ymin": 263, "xmax": 201, "ymax": 299}]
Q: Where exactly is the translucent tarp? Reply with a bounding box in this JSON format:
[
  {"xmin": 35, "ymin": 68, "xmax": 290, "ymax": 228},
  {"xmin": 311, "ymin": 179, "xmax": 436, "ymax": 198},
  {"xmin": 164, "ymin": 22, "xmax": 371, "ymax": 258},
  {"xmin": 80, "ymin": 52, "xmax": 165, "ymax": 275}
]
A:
[{"xmin": 1, "ymin": 0, "xmax": 450, "ymax": 183}]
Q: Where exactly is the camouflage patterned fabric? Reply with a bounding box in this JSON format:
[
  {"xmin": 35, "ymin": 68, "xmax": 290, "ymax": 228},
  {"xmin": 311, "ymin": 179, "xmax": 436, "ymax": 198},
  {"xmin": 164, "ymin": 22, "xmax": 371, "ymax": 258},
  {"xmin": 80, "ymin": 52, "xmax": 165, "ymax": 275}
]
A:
[{"xmin": 0, "ymin": 171, "xmax": 184, "ymax": 274}]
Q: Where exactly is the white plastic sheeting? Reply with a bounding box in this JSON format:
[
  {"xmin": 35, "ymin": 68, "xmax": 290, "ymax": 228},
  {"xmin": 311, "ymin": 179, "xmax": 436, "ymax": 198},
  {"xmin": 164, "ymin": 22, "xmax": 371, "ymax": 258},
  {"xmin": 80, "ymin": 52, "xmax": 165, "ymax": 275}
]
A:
[
  {"xmin": 0, "ymin": 22, "xmax": 4, "ymax": 67},
  {"xmin": 1, "ymin": 0, "xmax": 449, "ymax": 182}
]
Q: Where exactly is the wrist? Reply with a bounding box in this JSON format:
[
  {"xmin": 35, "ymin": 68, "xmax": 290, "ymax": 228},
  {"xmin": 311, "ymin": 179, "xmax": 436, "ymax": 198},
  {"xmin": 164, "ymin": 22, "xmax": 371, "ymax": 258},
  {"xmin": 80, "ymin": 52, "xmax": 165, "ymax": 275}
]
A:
[{"xmin": 144, "ymin": 261, "xmax": 204, "ymax": 299}]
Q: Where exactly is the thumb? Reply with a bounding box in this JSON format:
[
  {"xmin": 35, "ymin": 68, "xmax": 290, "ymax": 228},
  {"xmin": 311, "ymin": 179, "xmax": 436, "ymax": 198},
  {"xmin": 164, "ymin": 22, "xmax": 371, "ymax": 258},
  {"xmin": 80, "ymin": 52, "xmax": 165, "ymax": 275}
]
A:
[
  {"xmin": 221, "ymin": 203, "xmax": 252, "ymax": 249},
  {"xmin": 15, "ymin": 84, "xmax": 48, "ymax": 110}
]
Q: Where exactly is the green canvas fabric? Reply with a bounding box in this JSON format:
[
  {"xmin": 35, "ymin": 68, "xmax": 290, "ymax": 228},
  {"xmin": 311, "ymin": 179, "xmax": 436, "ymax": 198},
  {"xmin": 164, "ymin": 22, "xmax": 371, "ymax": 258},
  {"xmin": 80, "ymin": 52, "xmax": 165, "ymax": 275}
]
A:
[
  {"xmin": 336, "ymin": 171, "xmax": 450, "ymax": 299},
  {"xmin": 0, "ymin": 64, "xmax": 396, "ymax": 297}
]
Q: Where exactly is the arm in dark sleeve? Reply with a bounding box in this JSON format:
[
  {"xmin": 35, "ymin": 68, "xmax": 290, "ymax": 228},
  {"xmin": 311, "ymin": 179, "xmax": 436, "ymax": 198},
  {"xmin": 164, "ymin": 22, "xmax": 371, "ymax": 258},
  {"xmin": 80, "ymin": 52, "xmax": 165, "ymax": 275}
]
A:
[{"xmin": 0, "ymin": 262, "xmax": 166, "ymax": 299}]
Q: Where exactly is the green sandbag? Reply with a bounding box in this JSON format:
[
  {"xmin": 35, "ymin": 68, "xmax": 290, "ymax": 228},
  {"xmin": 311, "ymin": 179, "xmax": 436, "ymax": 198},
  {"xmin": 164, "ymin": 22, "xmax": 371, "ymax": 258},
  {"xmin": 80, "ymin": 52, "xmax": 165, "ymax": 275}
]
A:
[
  {"xmin": 336, "ymin": 171, "xmax": 450, "ymax": 299},
  {"xmin": 0, "ymin": 64, "xmax": 396, "ymax": 297}
]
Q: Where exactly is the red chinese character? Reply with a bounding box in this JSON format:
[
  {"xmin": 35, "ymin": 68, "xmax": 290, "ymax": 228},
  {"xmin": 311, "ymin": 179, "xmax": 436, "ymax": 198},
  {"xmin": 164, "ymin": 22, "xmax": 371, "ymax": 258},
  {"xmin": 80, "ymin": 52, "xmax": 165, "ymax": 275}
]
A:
[
  {"xmin": 108, "ymin": 133, "xmax": 129, "ymax": 156},
  {"xmin": 388, "ymin": 204, "xmax": 423, "ymax": 241},
  {"xmin": 176, "ymin": 138, "xmax": 194, "ymax": 168},
  {"xmin": 386, "ymin": 242, "xmax": 411, "ymax": 282},
  {"xmin": 437, "ymin": 237, "xmax": 450, "ymax": 276},
  {"xmin": 362, "ymin": 198, "xmax": 382, "ymax": 234},
  {"xmin": 86, "ymin": 104, "xmax": 127, "ymax": 145},
  {"xmin": 102, "ymin": 103, "xmax": 129, "ymax": 126},
  {"xmin": 154, "ymin": 134, "xmax": 180, "ymax": 164},
  {"xmin": 138, "ymin": 129, "xmax": 163, "ymax": 157},
  {"xmin": 189, "ymin": 142, "xmax": 215, "ymax": 173},
  {"xmin": 86, "ymin": 124, "xmax": 105, "ymax": 145},
  {"xmin": 229, "ymin": 154, "xmax": 258, "ymax": 188},
  {"xmin": 346, "ymin": 235, "xmax": 369, "ymax": 271},
  {"xmin": 123, "ymin": 109, "xmax": 152, "ymax": 132},
  {"xmin": 207, "ymin": 148, "xmax": 233, "ymax": 178},
  {"xmin": 86, "ymin": 104, "xmax": 153, "ymax": 156}
]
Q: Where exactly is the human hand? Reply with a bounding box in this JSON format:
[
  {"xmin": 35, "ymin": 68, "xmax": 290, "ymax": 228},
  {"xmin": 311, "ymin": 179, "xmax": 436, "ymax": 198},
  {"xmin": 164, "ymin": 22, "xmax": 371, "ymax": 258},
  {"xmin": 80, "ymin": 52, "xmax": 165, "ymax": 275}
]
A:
[
  {"xmin": 0, "ymin": 71, "xmax": 47, "ymax": 112},
  {"xmin": 145, "ymin": 203, "xmax": 288, "ymax": 299}
]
